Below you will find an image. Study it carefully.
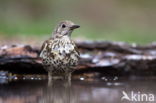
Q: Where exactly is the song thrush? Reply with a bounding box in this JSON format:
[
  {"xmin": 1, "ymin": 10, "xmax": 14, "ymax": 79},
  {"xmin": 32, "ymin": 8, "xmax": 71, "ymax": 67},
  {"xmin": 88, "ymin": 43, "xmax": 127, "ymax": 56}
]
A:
[{"xmin": 40, "ymin": 20, "xmax": 80, "ymax": 81}]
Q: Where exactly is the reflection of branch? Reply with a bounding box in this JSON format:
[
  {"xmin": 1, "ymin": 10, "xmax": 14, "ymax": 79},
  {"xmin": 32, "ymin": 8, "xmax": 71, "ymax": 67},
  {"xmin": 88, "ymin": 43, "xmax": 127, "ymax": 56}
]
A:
[{"xmin": 1, "ymin": 41, "xmax": 156, "ymax": 77}]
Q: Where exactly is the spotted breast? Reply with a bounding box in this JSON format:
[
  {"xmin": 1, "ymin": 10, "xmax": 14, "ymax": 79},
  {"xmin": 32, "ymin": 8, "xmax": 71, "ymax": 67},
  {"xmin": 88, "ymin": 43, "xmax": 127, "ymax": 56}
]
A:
[{"xmin": 40, "ymin": 35, "xmax": 79, "ymax": 74}]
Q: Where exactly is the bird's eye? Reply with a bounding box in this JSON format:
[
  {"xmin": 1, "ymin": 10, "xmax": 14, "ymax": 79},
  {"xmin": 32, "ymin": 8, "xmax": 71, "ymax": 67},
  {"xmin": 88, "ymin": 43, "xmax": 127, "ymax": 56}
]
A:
[{"xmin": 62, "ymin": 24, "xmax": 66, "ymax": 28}]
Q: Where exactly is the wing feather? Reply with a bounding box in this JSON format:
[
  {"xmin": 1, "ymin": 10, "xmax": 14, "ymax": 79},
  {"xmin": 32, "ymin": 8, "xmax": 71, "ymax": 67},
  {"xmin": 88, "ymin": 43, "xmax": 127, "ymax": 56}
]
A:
[{"xmin": 39, "ymin": 40, "xmax": 48, "ymax": 58}]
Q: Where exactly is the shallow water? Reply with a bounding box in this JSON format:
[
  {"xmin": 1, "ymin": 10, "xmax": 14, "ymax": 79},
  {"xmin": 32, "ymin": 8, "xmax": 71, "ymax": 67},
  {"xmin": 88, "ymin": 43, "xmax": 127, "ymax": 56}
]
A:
[{"xmin": 0, "ymin": 77, "xmax": 156, "ymax": 103}]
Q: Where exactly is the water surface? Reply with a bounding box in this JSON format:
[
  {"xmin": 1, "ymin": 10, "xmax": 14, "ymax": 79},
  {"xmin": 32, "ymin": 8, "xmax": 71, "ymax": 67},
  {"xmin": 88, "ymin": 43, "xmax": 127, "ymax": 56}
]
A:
[{"xmin": 0, "ymin": 77, "xmax": 156, "ymax": 103}]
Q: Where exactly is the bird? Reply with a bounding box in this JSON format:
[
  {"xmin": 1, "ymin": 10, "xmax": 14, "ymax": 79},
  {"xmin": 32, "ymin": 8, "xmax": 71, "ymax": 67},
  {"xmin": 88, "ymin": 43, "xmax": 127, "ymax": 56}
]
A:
[{"xmin": 39, "ymin": 20, "xmax": 80, "ymax": 81}]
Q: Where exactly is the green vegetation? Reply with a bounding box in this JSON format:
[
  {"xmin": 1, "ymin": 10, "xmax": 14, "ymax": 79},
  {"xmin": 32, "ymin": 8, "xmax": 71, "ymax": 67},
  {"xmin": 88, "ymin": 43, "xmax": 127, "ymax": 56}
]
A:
[
  {"xmin": 0, "ymin": 0, "xmax": 156, "ymax": 44},
  {"xmin": 1, "ymin": 21, "xmax": 155, "ymax": 44}
]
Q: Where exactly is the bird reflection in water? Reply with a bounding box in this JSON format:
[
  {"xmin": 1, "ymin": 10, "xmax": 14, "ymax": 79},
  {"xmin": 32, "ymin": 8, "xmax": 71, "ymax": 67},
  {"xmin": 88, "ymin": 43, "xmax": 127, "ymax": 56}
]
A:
[{"xmin": 40, "ymin": 80, "xmax": 74, "ymax": 103}]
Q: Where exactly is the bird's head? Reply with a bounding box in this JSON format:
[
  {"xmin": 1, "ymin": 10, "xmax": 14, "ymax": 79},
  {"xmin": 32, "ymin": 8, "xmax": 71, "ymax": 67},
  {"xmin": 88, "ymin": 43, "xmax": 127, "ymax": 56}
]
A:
[{"xmin": 53, "ymin": 20, "xmax": 80, "ymax": 37}]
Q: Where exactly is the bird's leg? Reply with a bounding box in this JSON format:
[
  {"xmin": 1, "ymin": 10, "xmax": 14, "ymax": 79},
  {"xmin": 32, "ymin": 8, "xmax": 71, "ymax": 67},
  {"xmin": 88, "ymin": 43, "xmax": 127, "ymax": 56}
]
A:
[
  {"xmin": 48, "ymin": 72, "xmax": 53, "ymax": 84},
  {"xmin": 64, "ymin": 72, "xmax": 71, "ymax": 86},
  {"xmin": 68, "ymin": 72, "xmax": 71, "ymax": 81},
  {"xmin": 64, "ymin": 72, "xmax": 71, "ymax": 81},
  {"xmin": 48, "ymin": 71, "xmax": 54, "ymax": 86}
]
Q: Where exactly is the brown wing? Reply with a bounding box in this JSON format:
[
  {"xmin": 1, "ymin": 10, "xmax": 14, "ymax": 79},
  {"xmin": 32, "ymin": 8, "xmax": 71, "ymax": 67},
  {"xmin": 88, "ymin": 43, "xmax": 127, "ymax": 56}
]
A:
[
  {"xmin": 39, "ymin": 40, "xmax": 48, "ymax": 58},
  {"xmin": 40, "ymin": 37, "xmax": 55, "ymax": 58}
]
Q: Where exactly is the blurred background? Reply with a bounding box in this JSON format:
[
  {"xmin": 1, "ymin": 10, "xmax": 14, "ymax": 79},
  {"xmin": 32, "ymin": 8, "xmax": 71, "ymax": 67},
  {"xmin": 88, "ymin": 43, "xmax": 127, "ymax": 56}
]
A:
[{"xmin": 0, "ymin": 0, "xmax": 156, "ymax": 45}]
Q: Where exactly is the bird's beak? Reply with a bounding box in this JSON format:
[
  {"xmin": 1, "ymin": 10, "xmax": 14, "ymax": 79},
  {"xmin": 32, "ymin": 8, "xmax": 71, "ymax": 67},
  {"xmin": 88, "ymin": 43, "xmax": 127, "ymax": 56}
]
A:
[{"xmin": 70, "ymin": 25, "xmax": 80, "ymax": 30}]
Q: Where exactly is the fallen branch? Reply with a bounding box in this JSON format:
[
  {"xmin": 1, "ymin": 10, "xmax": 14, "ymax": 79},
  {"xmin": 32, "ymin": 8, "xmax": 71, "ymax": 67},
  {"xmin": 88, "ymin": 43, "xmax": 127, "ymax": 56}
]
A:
[{"xmin": 0, "ymin": 41, "xmax": 156, "ymax": 77}]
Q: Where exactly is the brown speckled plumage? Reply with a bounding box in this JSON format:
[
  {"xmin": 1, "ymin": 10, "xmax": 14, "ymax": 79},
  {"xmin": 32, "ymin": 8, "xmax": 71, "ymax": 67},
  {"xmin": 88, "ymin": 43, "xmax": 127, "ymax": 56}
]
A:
[{"xmin": 40, "ymin": 20, "xmax": 80, "ymax": 81}]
